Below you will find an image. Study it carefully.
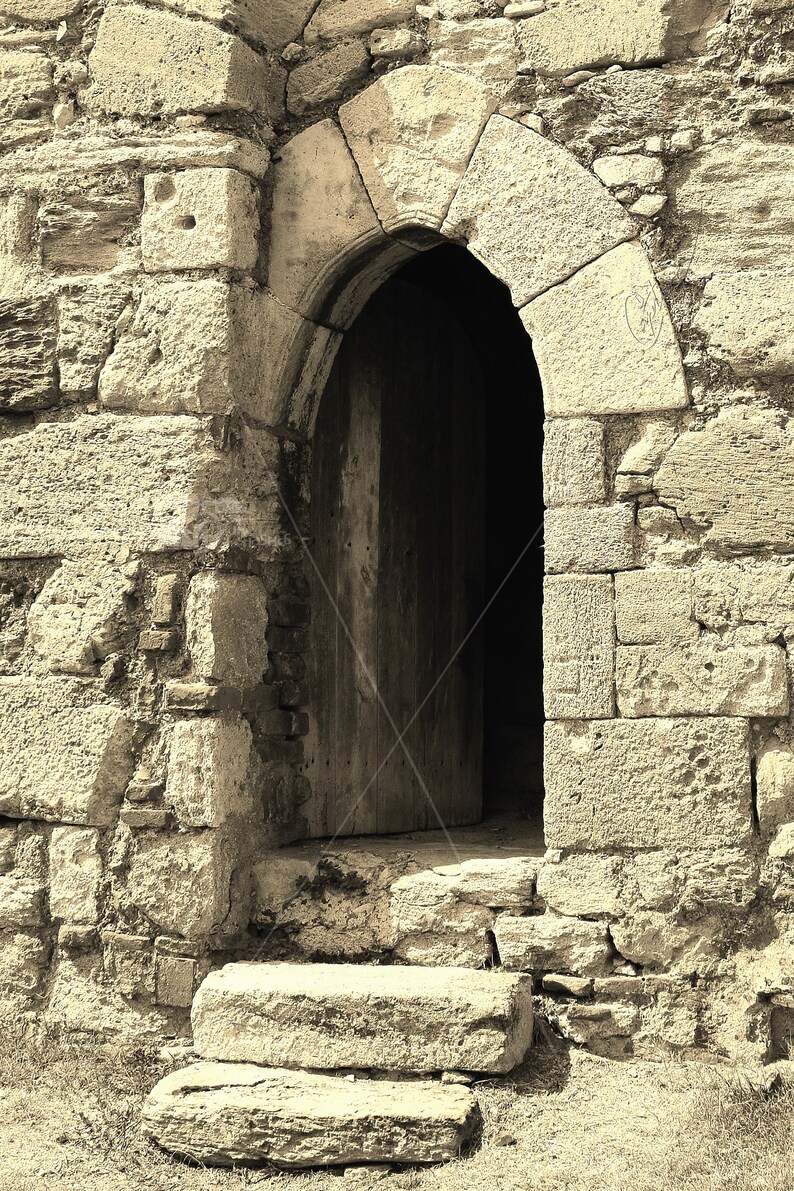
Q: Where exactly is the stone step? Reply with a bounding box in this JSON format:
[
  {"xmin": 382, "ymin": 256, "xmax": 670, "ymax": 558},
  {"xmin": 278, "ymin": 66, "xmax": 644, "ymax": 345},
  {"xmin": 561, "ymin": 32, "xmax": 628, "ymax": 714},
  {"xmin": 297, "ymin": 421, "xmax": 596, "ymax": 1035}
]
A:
[
  {"xmin": 143, "ymin": 1062, "xmax": 481, "ymax": 1168},
  {"xmin": 192, "ymin": 962, "xmax": 533, "ymax": 1074}
]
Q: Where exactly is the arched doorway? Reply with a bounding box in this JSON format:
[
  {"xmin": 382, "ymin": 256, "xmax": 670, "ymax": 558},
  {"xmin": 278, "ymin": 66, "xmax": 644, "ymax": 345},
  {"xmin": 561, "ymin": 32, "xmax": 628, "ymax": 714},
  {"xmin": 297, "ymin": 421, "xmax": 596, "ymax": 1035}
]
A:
[{"xmin": 304, "ymin": 245, "xmax": 544, "ymax": 837}]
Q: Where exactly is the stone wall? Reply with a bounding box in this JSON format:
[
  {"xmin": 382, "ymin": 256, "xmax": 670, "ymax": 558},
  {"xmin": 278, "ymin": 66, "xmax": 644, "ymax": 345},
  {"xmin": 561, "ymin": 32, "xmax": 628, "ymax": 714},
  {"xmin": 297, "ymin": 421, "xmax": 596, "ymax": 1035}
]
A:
[{"xmin": 0, "ymin": 0, "xmax": 792, "ymax": 1061}]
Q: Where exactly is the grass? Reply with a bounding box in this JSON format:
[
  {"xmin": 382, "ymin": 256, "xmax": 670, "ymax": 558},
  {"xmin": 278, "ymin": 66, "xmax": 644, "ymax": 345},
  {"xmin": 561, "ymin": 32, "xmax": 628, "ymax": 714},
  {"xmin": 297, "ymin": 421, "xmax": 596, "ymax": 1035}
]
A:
[{"xmin": 0, "ymin": 1021, "xmax": 792, "ymax": 1191}]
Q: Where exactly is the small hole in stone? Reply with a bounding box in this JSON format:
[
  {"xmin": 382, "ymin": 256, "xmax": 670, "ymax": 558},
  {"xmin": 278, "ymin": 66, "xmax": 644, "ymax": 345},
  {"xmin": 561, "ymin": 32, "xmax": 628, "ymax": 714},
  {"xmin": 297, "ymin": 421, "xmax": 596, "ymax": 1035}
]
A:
[
  {"xmin": 148, "ymin": 347, "xmax": 163, "ymax": 366},
  {"xmin": 154, "ymin": 176, "xmax": 176, "ymax": 203},
  {"xmin": 176, "ymin": 215, "xmax": 197, "ymax": 230}
]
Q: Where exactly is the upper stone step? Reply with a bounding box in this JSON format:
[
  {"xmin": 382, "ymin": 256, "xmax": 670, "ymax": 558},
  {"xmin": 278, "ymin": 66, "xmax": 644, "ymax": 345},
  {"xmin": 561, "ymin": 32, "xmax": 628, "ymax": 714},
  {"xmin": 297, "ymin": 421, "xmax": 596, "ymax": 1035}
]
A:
[
  {"xmin": 192, "ymin": 962, "xmax": 533, "ymax": 1074},
  {"xmin": 143, "ymin": 1061, "xmax": 482, "ymax": 1168}
]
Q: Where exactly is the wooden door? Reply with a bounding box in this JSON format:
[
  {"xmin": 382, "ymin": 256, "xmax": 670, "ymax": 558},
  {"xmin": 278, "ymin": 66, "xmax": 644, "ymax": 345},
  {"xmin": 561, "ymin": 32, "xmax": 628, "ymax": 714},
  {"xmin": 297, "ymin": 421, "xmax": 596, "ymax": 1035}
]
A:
[{"xmin": 305, "ymin": 278, "xmax": 485, "ymax": 837}]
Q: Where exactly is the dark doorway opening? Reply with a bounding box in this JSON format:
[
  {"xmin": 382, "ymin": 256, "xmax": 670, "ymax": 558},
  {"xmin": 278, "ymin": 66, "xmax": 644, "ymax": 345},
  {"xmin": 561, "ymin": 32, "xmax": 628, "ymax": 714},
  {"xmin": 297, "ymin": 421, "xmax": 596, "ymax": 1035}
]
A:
[{"xmin": 305, "ymin": 244, "xmax": 544, "ymax": 837}]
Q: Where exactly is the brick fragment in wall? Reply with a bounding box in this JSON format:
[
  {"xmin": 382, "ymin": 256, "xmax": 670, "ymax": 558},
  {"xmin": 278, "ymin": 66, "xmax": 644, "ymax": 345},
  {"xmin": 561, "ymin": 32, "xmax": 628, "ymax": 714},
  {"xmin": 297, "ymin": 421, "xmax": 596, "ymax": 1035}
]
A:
[
  {"xmin": 493, "ymin": 913, "xmax": 613, "ymax": 977},
  {"xmin": 164, "ymin": 681, "xmax": 246, "ymax": 714},
  {"xmin": 166, "ymin": 717, "xmax": 260, "ymax": 828},
  {"xmin": 544, "ymin": 505, "xmax": 635, "ymax": 574},
  {"xmin": 428, "ymin": 19, "xmax": 519, "ymax": 87},
  {"xmin": 38, "ymin": 191, "xmax": 140, "ymax": 275},
  {"xmin": 48, "ymin": 827, "xmax": 102, "ymax": 925},
  {"xmin": 756, "ymin": 744, "xmax": 794, "ymax": 837},
  {"xmin": 142, "ymin": 169, "xmax": 259, "ymax": 274},
  {"xmin": 57, "ymin": 279, "xmax": 132, "ymax": 400},
  {"xmin": 287, "ymin": 41, "xmax": 371, "ymax": 117},
  {"xmin": 88, "ymin": 5, "xmax": 279, "ymax": 117},
  {"xmin": 614, "ymin": 570, "xmax": 697, "ymax": 645},
  {"xmin": 185, "ymin": 572, "xmax": 268, "ymax": 688},
  {"xmin": 0, "ymin": 678, "xmax": 133, "ymax": 827},
  {"xmin": 542, "ymin": 419, "xmax": 605, "ymax": 508},
  {"xmin": 544, "ymin": 717, "xmax": 752, "ymax": 849},
  {"xmin": 306, "ymin": 0, "xmax": 417, "ymax": 42},
  {"xmin": 0, "ymin": 294, "xmax": 56, "ymax": 410},
  {"xmin": 543, "ymin": 575, "xmax": 615, "ymax": 719},
  {"xmin": 0, "ymin": 930, "xmax": 48, "ymax": 1003},
  {"xmin": 152, "ymin": 575, "xmax": 181, "ymax": 628},
  {"xmin": 155, "ymin": 953, "xmax": 196, "ymax": 1008},
  {"xmin": 694, "ymin": 271, "xmax": 794, "ymax": 377},
  {"xmin": 616, "ymin": 641, "xmax": 789, "ymax": 719},
  {"xmin": 28, "ymin": 559, "xmax": 139, "ymax": 676}
]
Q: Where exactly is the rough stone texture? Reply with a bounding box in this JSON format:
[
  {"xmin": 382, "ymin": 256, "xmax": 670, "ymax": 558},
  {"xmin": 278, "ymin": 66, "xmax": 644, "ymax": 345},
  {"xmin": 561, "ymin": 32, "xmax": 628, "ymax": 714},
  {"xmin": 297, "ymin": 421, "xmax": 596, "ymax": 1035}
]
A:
[
  {"xmin": 769, "ymin": 824, "xmax": 794, "ymax": 859},
  {"xmin": 493, "ymin": 913, "xmax": 613, "ymax": 976},
  {"xmin": 166, "ymin": 717, "xmax": 258, "ymax": 828},
  {"xmin": 536, "ymin": 854, "xmax": 623, "ymax": 919},
  {"xmin": 428, "ymin": 18, "xmax": 519, "ymax": 88},
  {"xmin": 185, "ymin": 571, "xmax": 268, "ymax": 687},
  {"xmin": 28, "ymin": 560, "xmax": 138, "ymax": 675},
  {"xmin": 542, "ymin": 418, "xmax": 606, "ymax": 507},
  {"xmin": 0, "ymin": 0, "xmax": 81, "ymax": 16},
  {"xmin": 88, "ymin": 5, "xmax": 275, "ymax": 117},
  {"xmin": 0, "ymin": 295, "xmax": 57, "ymax": 412},
  {"xmin": 0, "ymin": 930, "xmax": 47, "ymax": 1007},
  {"xmin": 443, "ymin": 116, "xmax": 633, "ymax": 306},
  {"xmin": 45, "ymin": 953, "xmax": 172, "ymax": 1036},
  {"xmin": 0, "ymin": 679, "xmax": 132, "ymax": 827},
  {"xmin": 521, "ymin": 242, "xmax": 687, "ymax": 417},
  {"xmin": 135, "ymin": 0, "xmax": 317, "ymax": 47},
  {"xmin": 695, "ymin": 271, "xmax": 794, "ymax": 377},
  {"xmin": 693, "ymin": 562, "xmax": 794, "ymax": 637},
  {"xmin": 49, "ymin": 827, "xmax": 102, "ymax": 925},
  {"xmin": 543, "ymin": 574, "xmax": 615, "ymax": 719},
  {"xmin": 756, "ymin": 744, "xmax": 794, "ymax": 837},
  {"xmin": 449, "ymin": 857, "xmax": 537, "ymax": 908},
  {"xmin": 545, "ymin": 717, "xmax": 752, "ymax": 849},
  {"xmin": 0, "ymin": 52, "xmax": 53, "ymax": 118},
  {"xmin": 306, "ymin": 0, "xmax": 417, "ymax": 41},
  {"xmin": 654, "ymin": 407, "xmax": 794, "ymax": 551},
  {"xmin": 544, "ymin": 505, "xmax": 635, "ymax": 574},
  {"xmin": 142, "ymin": 169, "xmax": 259, "ymax": 274},
  {"xmin": 39, "ymin": 191, "xmax": 140, "ymax": 276},
  {"xmin": 287, "ymin": 41, "xmax": 370, "ymax": 117},
  {"xmin": 57, "ymin": 279, "xmax": 132, "ymax": 400},
  {"xmin": 192, "ymin": 962, "xmax": 534, "ymax": 1073},
  {"xmin": 593, "ymin": 154, "xmax": 665, "ymax": 188},
  {"xmin": 389, "ymin": 870, "xmax": 494, "ymax": 966},
  {"xmin": 616, "ymin": 641, "xmax": 789, "ymax": 718},
  {"xmin": 143, "ymin": 1062, "xmax": 481, "ymax": 1168},
  {"xmin": 0, "ymin": 876, "xmax": 45, "ymax": 928},
  {"xmin": 614, "ymin": 569, "xmax": 697, "ymax": 645},
  {"xmin": 339, "ymin": 65, "xmax": 497, "ymax": 235}
]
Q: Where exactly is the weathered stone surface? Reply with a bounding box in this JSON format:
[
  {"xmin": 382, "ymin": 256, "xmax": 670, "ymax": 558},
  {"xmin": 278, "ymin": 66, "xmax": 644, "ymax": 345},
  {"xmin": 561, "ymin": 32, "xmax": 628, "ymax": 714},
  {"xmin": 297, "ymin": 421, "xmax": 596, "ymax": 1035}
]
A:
[
  {"xmin": 0, "ymin": 0, "xmax": 81, "ymax": 16},
  {"xmin": 0, "ymin": 875, "xmax": 45, "ymax": 927},
  {"xmin": 142, "ymin": 168, "xmax": 259, "ymax": 273},
  {"xmin": 616, "ymin": 641, "xmax": 788, "ymax": 718},
  {"xmin": 543, "ymin": 575, "xmax": 615, "ymax": 719},
  {"xmin": 443, "ymin": 116, "xmax": 633, "ymax": 306},
  {"xmin": 756, "ymin": 743, "xmax": 794, "ymax": 837},
  {"xmin": 88, "ymin": 5, "xmax": 275, "ymax": 117},
  {"xmin": 536, "ymin": 854, "xmax": 623, "ymax": 919},
  {"xmin": 0, "ymin": 679, "xmax": 132, "ymax": 826},
  {"xmin": 449, "ymin": 857, "xmax": 538, "ymax": 908},
  {"xmin": 654, "ymin": 407, "xmax": 794, "ymax": 551},
  {"xmin": 39, "ymin": 191, "xmax": 140, "ymax": 275},
  {"xmin": 143, "ymin": 1061, "xmax": 481, "ymax": 1168},
  {"xmin": 544, "ymin": 505, "xmax": 635, "ymax": 574},
  {"xmin": 45, "ymin": 953, "xmax": 171, "ymax": 1036},
  {"xmin": 0, "ymin": 414, "xmax": 276, "ymax": 557},
  {"xmin": 695, "ymin": 271, "xmax": 794, "ymax": 377},
  {"xmin": 340, "ymin": 65, "xmax": 497, "ymax": 235},
  {"xmin": 0, "ymin": 295, "xmax": 56, "ymax": 411},
  {"xmin": 134, "ymin": 0, "xmax": 317, "ymax": 47},
  {"xmin": 593, "ymin": 154, "xmax": 665, "ymax": 188},
  {"xmin": 390, "ymin": 870, "xmax": 494, "ymax": 967},
  {"xmin": 693, "ymin": 562, "xmax": 794, "ymax": 636},
  {"xmin": 542, "ymin": 418, "xmax": 606, "ymax": 507},
  {"xmin": 521, "ymin": 242, "xmax": 687, "ymax": 417},
  {"xmin": 57, "ymin": 279, "xmax": 132, "ymax": 400},
  {"xmin": 193, "ymin": 962, "xmax": 534, "ymax": 1073},
  {"xmin": 0, "ymin": 930, "xmax": 47, "ymax": 1002},
  {"xmin": 0, "ymin": 52, "xmax": 52, "ymax": 118},
  {"xmin": 615, "ymin": 418, "xmax": 680, "ymax": 498},
  {"xmin": 769, "ymin": 824, "xmax": 794, "ymax": 859},
  {"xmin": 49, "ymin": 827, "xmax": 102, "ymax": 924},
  {"xmin": 185, "ymin": 571, "xmax": 268, "ymax": 687},
  {"xmin": 155, "ymin": 954, "xmax": 196, "ymax": 1008},
  {"xmin": 166, "ymin": 717, "xmax": 258, "ymax": 827},
  {"xmin": 287, "ymin": 41, "xmax": 370, "ymax": 117},
  {"xmin": 672, "ymin": 141, "xmax": 794, "ymax": 276},
  {"xmin": 544, "ymin": 717, "xmax": 752, "ymax": 849},
  {"xmin": 28, "ymin": 560, "xmax": 138, "ymax": 675},
  {"xmin": 306, "ymin": 0, "xmax": 416, "ymax": 41},
  {"xmin": 429, "ymin": 18, "xmax": 519, "ymax": 87},
  {"xmin": 614, "ymin": 569, "xmax": 697, "ymax": 645},
  {"xmin": 493, "ymin": 913, "xmax": 613, "ymax": 976}
]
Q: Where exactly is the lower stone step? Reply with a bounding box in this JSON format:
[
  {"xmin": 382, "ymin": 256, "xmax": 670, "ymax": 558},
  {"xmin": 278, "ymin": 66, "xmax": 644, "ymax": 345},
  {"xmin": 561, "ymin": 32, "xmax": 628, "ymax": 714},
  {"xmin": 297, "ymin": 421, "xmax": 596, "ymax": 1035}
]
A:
[
  {"xmin": 192, "ymin": 962, "xmax": 533, "ymax": 1074},
  {"xmin": 143, "ymin": 1062, "xmax": 482, "ymax": 1168}
]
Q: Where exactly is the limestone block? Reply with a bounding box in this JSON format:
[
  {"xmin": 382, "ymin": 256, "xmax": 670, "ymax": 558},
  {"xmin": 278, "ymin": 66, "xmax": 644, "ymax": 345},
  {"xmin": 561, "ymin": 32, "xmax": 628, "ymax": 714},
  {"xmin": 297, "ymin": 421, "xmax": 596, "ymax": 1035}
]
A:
[
  {"xmin": 268, "ymin": 120, "xmax": 403, "ymax": 325},
  {"xmin": 0, "ymin": 875, "xmax": 45, "ymax": 927},
  {"xmin": 0, "ymin": 414, "xmax": 277, "ymax": 557},
  {"xmin": 0, "ymin": 931, "xmax": 47, "ymax": 999},
  {"xmin": 654, "ymin": 407, "xmax": 794, "ymax": 551},
  {"xmin": 557, "ymin": 1002, "xmax": 640, "ymax": 1054},
  {"xmin": 45, "ymin": 954, "xmax": 171, "ymax": 1035},
  {"xmin": 543, "ymin": 575, "xmax": 615, "ymax": 719},
  {"xmin": 193, "ymin": 962, "xmax": 534, "ymax": 1073},
  {"xmin": 103, "ymin": 932, "xmax": 155, "ymax": 999},
  {"xmin": 693, "ymin": 562, "xmax": 794, "ymax": 635},
  {"xmin": 769, "ymin": 824, "xmax": 794, "ymax": 859},
  {"xmin": 131, "ymin": 0, "xmax": 317, "ymax": 47},
  {"xmin": 429, "ymin": 18, "xmax": 519, "ymax": 87},
  {"xmin": 166, "ymin": 717, "xmax": 258, "ymax": 828},
  {"xmin": 39, "ymin": 191, "xmax": 140, "ymax": 275},
  {"xmin": 695, "ymin": 271, "xmax": 794, "ymax": 377},
  {"xmin": 542, "ymin": 418, "xmax": 606, "ymax": 507},
  {"xmin": 0, "ymin": 679, "xmax": 133, "ymax": 827},
  {"xmin": 390, "ymin": 870, "xmax": 494, "ymax": 966},
  {"xmin": 185, "ymin": 571, "xmax": 268, "ymax": 687},
  {"xmin": 616, "ymin": 641, "xmax": 788, "ymax": 718},
  {"xmin": 306, "ymin": 0, "xmax": 416, "ymax": 40},
  {"xmin": 0, "ymin": 52, "xmax": 53, "ymax": 118},
  {"xmin": 521, "ymin": 242, "xmax": 687, "ymax": 418},
  {"xmin": 121, "ymin": 829, "xmax": 247, "ymax": 936},
  {"xmin": 155, "ymin": 954, "xmax": 196, "ymax": 1008},
  {"xmin": 592, "ymin": 154, "xmax": 665, "ymax": 188},
  {"xmin": 536, "ymin": 854, "xmax": 623, "ymax": 919},
  {"xmin": 614, "ymin": 569, "xmax": 697, "ymax": 645},
  {"xmin": 672, "ymin": 141, "xmax": 794, "ymax": 276},
  {"xmin": 0, "ymin": 0, "xmax": 81, "ymax": 16},
  {"xmin": 286, "ymin": 41, "xmax": 370, "ymax": 117},
  {"xmin": 142, "ymin": 169, "xmax": 259, "ymax": 273},
  {"xmin": 57, "ymin": 279, "xmax": 132, "ymax": 400},
  {"xmin": 339, "ymin": 65, "xmax": 497, "ymax": 235},
  {"xmin": 544, "ymin": 505, "xmax": 635, "ymax": 574},
  {"xmin": 0, "ymin": 294, "xmax": 57, "ymax": 411},
  {"xmin": 48, "ymin": 827, "xmax": 102, "ymax": 925},
  {"xmin": 451, "ymin": 857, "xmax": 538, "ymax": 908},
  {"xmin": 610, "ymin": 911, "xmax": 697, "ymax": 969},
  {"xmin": 493, "ymin": 913, "xmax": 613, "ymax": 976},
  {"xmin": 623, "ymin": 851, "xmax": 680, "ymax": 911},
  {"xmin": 28, "ymin": 560, "xmax": 138, "ymax": 675},
  {"xmin": 443, "ymin": 116, "xmax": 633, "ymax": 306},
  {"xmin": 757, "ymin": 743, "xmax": 794, "ymax": 836},
  {"xmin": 544, "ymin": 717, "xmax": 752, "ymax": 849},
  {"xmin": 88, "ymin": 5, "xmax": 275, "ymax": 117},
  {"xmin": 678, "ymin": 848, "xmax": 758, "ymax": 912},
  {"xmin": 143, "ymin": 1062, "xmax": 481, "ymax": 1168}
]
